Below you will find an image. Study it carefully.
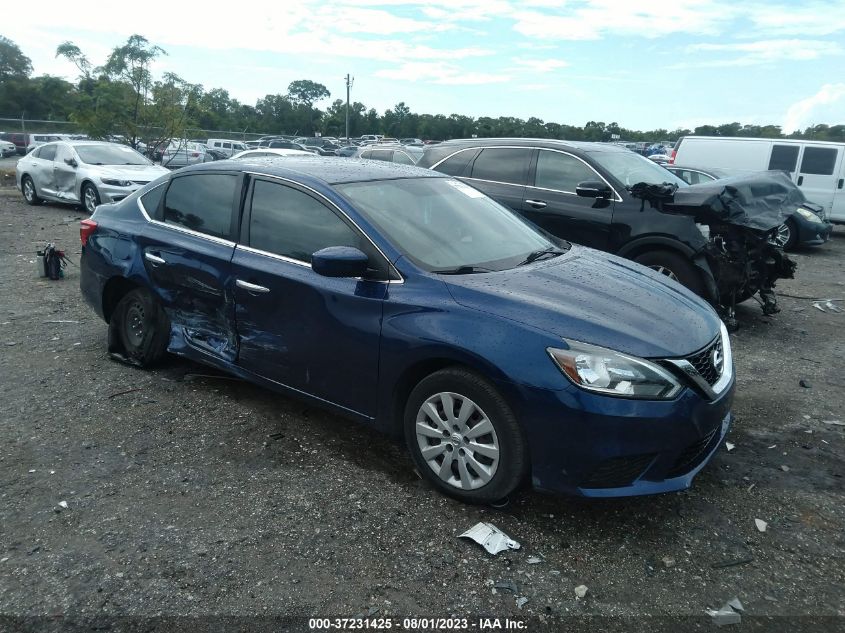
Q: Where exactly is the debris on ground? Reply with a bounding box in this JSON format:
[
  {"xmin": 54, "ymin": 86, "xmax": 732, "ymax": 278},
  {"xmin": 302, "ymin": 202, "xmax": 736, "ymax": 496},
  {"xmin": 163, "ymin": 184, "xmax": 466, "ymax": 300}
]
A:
[
  {"xmin": 661, "ymin": 556, "xmax": 676, "ymax": 568},
  {"xmin": 799, "ymin": 379, "xmax": 812, "ymax": 388},
  {"xmin": 516, "ymin": 596, "xmax": 528, "ymax": 609},
  {"xmin": 494, "ymin": 580, "xmax": 518, "ymax": 593},
  {"xmin": 725, "ymin": 441, "xmax": 735, "ymax": 452},
  {"xmin": 812, "ymin": 299, "xmax": 843, "ymax": 313},
  {"xmin": 706, "ymin": 597, "xmax": 744, "ymax": 626},
  {"xmin": 574, "ymin": 585, "xmax": 588, "ymax": 599},
  {"xmin": 459, "ymin": 522, "xmax": 520, "ymax": 555},
  {"xmin": 107, "ymin": 388, "xmax": 142, "ymax": 399},
  {"xmin": 822, "ymin": 420, "xmax": 845, "ymax": 426},
  {"xmin": 755, "ymin": 518, "xmax": 768, "ymax": 532},
  {"xmin": 711, "ymin": 555, "xmax": 754, "ymax": 569},
  {"xmin": 527, "ymin": 556, "xmax": 544, "ymax": 564},
  {"xmin": 780, "ymin": 465, "xmax": 790, "ymax": 472}
]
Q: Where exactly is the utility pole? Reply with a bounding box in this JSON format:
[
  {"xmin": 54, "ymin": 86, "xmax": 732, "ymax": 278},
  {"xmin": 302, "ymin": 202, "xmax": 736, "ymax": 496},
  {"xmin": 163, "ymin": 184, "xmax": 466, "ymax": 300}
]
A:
[{"xmin": 345, "ymin": 73, "xmax": 354, "ymax": 141}]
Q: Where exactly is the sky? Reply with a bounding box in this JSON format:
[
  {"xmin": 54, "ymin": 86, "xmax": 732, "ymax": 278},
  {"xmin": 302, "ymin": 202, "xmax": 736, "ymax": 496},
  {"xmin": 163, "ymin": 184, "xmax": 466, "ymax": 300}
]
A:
[{"xmin": 5, "ymin": 0, "xmax": 845, "ymax": 133}]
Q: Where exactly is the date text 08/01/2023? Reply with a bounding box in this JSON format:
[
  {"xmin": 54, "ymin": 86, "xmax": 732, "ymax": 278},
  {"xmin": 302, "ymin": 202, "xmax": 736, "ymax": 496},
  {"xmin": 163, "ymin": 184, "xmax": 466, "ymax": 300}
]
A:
[{"xmin": 308, "ymin": 617, "xmax": 528, "ymax": 630}]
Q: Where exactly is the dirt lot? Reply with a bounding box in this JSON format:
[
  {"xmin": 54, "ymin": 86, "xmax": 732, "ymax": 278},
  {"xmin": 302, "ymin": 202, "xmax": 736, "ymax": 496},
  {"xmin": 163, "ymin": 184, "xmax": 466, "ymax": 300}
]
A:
[{"xmin": 0, "ymin": 187, "xmax": 843, "ymax": 632}]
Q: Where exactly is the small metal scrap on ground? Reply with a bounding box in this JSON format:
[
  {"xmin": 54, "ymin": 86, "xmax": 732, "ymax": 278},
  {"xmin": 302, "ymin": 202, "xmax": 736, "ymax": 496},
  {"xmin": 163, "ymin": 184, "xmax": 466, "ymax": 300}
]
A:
[
  {"xmin": 812, "ymin": 298, "xmax": 843, "ymax": 313},
  {"xmin": 706, "ymin": 597, "xmax": 744, "ymax": 627},
  {"xmin": 755, "ymin": 518, "xmax": 768, "ymax": 533},
  {"xmin": 459, "ymin": 522, "xmax": 520, "ymax": 555}
]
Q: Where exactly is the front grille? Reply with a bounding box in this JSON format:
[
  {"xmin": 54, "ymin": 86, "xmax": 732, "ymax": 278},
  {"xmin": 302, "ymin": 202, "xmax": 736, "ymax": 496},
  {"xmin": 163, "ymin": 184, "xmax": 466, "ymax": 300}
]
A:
[
  {"xmin": 582, "ymin": 453, "xmax": 656, "ymax": 488},
  {"xmin": 685, "ymin": 337, "xmax": 723, "ymax": 386},
  {"xmin": 667, "ymin": 427, "xmax": 719, "ymax": 477}
]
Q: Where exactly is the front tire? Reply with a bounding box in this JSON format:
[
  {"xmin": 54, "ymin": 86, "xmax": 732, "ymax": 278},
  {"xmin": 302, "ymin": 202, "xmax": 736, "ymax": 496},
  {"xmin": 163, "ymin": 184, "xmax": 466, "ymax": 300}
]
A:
[
  {"xmin": 111, "ymin": 288, "xmax": 170, "ymax": 367},
  {"xmin": 22, "ymin": 176, "xmax": 42, "ymax": 205},
  {"xmin": 634, "ymin": 250, "xmax": 705, "ymax": 296},
  {"xmin": 404, "ymin": 368, "xmax": 528, "ymax": 504},
  {"xmin": 82, "ymin": 182, "xmax": 100, "ymax": 214}
]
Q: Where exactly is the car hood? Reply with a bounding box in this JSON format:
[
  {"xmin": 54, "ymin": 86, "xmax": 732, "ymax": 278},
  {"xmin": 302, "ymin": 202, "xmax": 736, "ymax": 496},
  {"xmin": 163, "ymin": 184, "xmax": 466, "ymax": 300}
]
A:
[
  {"xmin": 443, "ymin": 246, "xmax": 720, "ymax": 359},
  {"xmin": 87, "ymin": 164, "xmax": 169, "ymax": 181}
]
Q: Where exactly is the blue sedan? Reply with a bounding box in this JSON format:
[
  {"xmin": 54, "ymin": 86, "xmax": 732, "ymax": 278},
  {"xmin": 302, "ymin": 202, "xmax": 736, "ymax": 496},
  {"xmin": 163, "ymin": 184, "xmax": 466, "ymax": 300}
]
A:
[{"xmin": 79, "ymin": 157, "xmax": 735, "ymax": 503}]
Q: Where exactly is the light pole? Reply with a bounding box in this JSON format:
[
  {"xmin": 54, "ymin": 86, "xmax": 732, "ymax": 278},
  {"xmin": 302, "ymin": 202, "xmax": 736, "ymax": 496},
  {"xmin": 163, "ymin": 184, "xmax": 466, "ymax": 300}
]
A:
[{"xmin": 345, "ymin": 73, "xmax": 354, "ymax": 141}]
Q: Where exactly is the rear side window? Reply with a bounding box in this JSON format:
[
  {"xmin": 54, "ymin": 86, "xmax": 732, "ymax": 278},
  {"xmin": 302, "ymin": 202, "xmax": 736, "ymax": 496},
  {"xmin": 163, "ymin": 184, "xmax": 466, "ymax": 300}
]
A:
[
  {"xmin": 371, "ymin": 150, "xmax": 393, "ymax": 162},
  {"xmin": 534, "ymin": 150, "xmax": 597, "ymax": 192},
  {"xmin": 433, "ymin": 149, "xmax": 480, "ymax": 176},
  {"xmin": 800, "ymin": 147, "xmax": 837, "ymax": 175},
  {"xmin": 248, "ymin": 180, "xmax": 364, "ymax": 263},
  {"xmin": 470, "ymin": 148, "xmax": 531, "ymax": 185},
  {"xmin": 393, "ymin": 151, "xmax": 415, "ymax": 165},
  {"xmin": 768, "ymin": 145, "xmax": 799, "ymax": 172},
  {"xmin": 140, "ymin": 184, "xmax": 165, "ymax": 216},
  {"xmin": 163, "ymin": 174, "xmax": 237, "ymax": 239},
  {"xmin": 39, "ymin": 145, "xmax": 57, "ymax": 161},
  {"xmin": 223, "ymin": 142, "xmax": 232, "ymax": 149}
]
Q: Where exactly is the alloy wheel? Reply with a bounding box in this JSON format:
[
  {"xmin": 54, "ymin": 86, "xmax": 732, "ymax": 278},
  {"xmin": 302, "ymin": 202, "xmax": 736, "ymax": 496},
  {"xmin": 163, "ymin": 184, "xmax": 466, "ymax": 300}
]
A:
[
  {"xmin": 772, "ymin": 223, "xmax": 790, "ymax": 248},
  {"xmin": 23, "ymin": 179, "xmax": 34, "ymax": 202},
  {"xmin": 415, "ymin": 392, "xmax": 500, "ymax": 491},
  {"xmin": 84, "ymin": 186, "xmax": 98, "ymax": 213},
  {"xmin": 647, "ymin": 265, "xmax": 679, "ymax": 281}
]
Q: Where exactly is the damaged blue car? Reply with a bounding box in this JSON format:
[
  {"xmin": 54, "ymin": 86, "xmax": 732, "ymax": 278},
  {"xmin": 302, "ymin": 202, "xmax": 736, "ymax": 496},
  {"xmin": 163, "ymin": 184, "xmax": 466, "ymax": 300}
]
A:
[{"xmin": 79, "ymin": 157, "xmax": 734, "ymax": 503}]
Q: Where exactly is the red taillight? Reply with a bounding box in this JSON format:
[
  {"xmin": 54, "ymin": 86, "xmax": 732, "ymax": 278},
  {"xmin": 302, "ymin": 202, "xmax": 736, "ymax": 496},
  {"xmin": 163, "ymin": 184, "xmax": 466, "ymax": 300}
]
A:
[
  {"xmin": 669, "ymin": 149, "xmax": 676, "ymax": 164},
  {"xmin": 191, "ymin": 152, "xmax": 199, "ymax": 157},
  {"xmin": 80, "ymin": 219, "xmax": 98, "ymax": 246}
]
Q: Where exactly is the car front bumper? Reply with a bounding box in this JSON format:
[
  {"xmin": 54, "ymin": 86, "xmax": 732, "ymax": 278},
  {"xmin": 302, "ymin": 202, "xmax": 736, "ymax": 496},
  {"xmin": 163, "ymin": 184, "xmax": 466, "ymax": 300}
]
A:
[
  {"xmin": 98, "ymin": 183, "xmax": 146, "ymax": 204},
  {"xmin": 795, "ymin": 217, "xmax": 833, "ymax": 247},
  {"xmin": 501, "ymin": 375, "xmax": 735, "ymax": 497}
]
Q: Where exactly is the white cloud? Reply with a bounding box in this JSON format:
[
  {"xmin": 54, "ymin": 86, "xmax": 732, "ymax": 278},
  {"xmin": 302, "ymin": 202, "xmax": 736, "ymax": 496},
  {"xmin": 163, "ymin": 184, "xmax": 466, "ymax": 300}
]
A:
[
  {"xmin": 375, "ymin": 62, "xmax": 509, "ymax": 85},
  {"xmin": 783, "ymin": 83, "xmax": 845, "ymax": 133},
  {"xmin": 675, "ymin": 39, "xmax": 843, "ymax": 67},
  {"xmin": 744, "ymin": 1, "xmax": 845, "ymax": 37},
  {"xmin": 512, "ymin": 58, "xmax": 569, "ymax": 72}
]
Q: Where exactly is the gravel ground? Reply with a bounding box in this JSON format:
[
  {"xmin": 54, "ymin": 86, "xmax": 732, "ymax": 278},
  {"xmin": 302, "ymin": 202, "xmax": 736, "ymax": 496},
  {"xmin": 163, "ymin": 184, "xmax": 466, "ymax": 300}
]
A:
[{"xmin": 0, "ymin": 187, "xmax": 843, "ymax": 632}]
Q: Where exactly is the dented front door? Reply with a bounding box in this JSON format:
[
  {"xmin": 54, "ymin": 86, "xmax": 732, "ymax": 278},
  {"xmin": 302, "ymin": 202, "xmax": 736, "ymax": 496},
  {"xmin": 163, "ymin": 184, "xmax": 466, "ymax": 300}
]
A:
[{"xmin": 53, "ymin": 144, "xmax": 80, "ymax": 202}]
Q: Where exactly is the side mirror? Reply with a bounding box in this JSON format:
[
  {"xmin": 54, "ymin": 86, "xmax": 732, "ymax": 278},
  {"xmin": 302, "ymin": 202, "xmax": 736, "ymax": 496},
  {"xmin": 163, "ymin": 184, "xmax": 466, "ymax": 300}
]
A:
[
  {"xmin": 311, "ymin": 246, "xmax": 369, "ymax": 278},
  {"xmin": 65, "ymin": 158, "xmax": 78, "ymax": 168},
  {"xmin": 576, "ymin": 181, "xmax": 612, "ymax": 198}
]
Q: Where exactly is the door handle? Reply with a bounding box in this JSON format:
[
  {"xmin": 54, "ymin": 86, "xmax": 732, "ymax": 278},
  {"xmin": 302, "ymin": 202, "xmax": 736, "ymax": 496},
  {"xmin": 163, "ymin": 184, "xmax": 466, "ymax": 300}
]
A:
[
  {"xmin": 838, "ymin": 178, "xmax": 843, "ymax": 189},
  {"xmin": 525, "ymin": 199, "xmax": 547, "ymax": 209},
  {"xmin": 144, "ymin": 252, "xmax": 166, "ymax": 265},
  {"xmin": 236, "ymin": 279, "xmax": 270, "ymax": 294},
  {"xmin": 797, "ymin": 176, "xmax": 804, "ymax": 186}
]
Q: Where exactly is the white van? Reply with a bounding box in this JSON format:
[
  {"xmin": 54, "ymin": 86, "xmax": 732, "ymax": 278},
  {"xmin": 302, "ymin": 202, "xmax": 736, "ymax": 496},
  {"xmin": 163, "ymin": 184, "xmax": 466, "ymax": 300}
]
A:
[
  {"xmin": 672, "ymin": 136, "xmax": 845, "ymax": 222},
  {"xmin": 206, "ymin": 139, "xmax": 248, "ymax": 157}
]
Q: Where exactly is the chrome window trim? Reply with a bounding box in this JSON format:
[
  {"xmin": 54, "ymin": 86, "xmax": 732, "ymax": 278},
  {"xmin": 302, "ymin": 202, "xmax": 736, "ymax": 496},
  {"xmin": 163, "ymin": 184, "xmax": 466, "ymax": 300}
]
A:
[
  {"xmin": 430, "ymin": 145, "xmax": 623, "ymax": 202},
  {"xmin": 243, "ymin": 171, "xmax": 404, "ymax": 284},
  {"xmin": 136, "ymin": 181, "xmax": 237, "ymax": 248}
]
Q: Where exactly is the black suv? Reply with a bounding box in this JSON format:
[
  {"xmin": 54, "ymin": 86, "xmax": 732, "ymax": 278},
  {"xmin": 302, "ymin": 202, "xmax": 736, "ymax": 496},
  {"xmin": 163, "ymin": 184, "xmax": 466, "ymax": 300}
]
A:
[{"xmin": 417, "ymin": 138, "xmax": 766, "ymax": 308}]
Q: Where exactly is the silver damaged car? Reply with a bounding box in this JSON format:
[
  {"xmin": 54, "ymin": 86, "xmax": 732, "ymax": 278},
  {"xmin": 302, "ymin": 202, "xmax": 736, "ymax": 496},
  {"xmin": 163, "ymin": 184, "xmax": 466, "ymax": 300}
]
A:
[{"xmin": 16, "ymin": 141, "xmax": 169, "ymax": 213}]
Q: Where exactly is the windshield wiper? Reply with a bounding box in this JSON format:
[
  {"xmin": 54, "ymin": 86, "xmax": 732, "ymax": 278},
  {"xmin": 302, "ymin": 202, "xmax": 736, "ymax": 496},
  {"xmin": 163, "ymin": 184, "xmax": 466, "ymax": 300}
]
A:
[
  {"xmin": 432, "ymin": 265, "xmax": 496, "ymax": 275},
  {"xmin": 518, "ymin": 247, "xmax": 565, "ymax": 266}
]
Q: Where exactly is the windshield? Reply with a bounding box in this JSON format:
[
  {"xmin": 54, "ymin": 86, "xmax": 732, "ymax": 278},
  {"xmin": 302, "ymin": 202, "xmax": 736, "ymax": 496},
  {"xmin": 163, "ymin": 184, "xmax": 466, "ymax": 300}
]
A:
[
  {"xmin": 589, "ymin": 150, "xmax": 687, "ymax": 188},
  {"xmin": 74, "ymin": 144, "xmax": 150, "ymax": 165},
  {"xmin": 337, "ymin": 178, "xmax": 564, "ymax": 273}
]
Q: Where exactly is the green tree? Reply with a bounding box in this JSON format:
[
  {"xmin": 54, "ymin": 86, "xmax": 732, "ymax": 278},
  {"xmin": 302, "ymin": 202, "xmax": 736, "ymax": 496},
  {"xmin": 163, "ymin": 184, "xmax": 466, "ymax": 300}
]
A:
[{"xmin": 0, "ymin": 36, "xmax": 33, "ymax": 79}]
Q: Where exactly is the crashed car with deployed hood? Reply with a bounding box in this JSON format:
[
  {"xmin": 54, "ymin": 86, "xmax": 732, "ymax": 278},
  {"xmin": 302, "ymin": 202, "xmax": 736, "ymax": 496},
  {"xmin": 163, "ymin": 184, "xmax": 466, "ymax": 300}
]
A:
[
  {"xmin": 78, "ymin": 157, "xmax": 734, "ymax": 503},
  {"xmin": 629, "ymin": 172, "xmax": 798, "ymax": 327},
  {"xmin": 417, "ymin": 138, "xmax": 797, "ymax": 324}
]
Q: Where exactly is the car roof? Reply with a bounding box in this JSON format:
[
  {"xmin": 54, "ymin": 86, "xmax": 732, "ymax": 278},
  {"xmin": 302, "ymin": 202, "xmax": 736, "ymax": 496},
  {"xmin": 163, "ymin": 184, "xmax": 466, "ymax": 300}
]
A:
[
  {"xmin": 432, "ymin": 137, "xmax": 628, "ymax": 153},
  {"xmin": 185, "ymin": 155, "xmax": 446, "ymax": 184}
]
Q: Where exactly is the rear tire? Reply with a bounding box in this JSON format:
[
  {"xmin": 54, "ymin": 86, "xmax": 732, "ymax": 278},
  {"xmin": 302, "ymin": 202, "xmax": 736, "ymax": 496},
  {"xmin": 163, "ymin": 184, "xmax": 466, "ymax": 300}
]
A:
[
  {"xmin": 634, "ymin": 250, "xmax": 705, "ymax": 296},
  {"xmin": 111, "ymin": 288, "xmax": 170, "ymax": 367},
  {"xmin": 404, "ymin": 368, "xmax": 528, "ymax": 504},
  {"xmin": 22, "ymin": 176, "xmax": 42, "ymax": 205},
  {"xmin": 781, "ymin": 218, "xmax": 798, "ymax": 250}
]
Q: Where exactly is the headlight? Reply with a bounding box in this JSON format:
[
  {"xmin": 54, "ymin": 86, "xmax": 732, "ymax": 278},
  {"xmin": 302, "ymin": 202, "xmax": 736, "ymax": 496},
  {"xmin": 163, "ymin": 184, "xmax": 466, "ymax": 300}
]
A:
[
  {"xmin": 548, "ymin": 340, "xmax": 682, "ymax": 399},
  {"xmin": 796, "ymin": 207, "xmax": 823, "ymax": 224},
  {"xmin": 101, "ymin": 178, "xmax": 133, "ymax": 187}
]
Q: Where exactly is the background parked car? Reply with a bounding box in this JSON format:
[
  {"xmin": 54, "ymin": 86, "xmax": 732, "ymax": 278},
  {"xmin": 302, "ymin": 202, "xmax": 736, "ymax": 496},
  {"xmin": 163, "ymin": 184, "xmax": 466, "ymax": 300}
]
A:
[
  {"xmin": 25, "ymin": 134, "xmax": 66, "ymax": 154},
  {"xmin": 295, "ymin": 137, "xmax": 341, "ymax": 155},
  {"xmin": 0, "ymin": 139, "xmax": 16, "ymax": 157},
  {"xmin": 354, "ymin": 145, "xmax": 422, "ymax": 165},
  {"xmin": 206, "ymin": 139, "xmax": 248, "ymax": 157},
  {"xmin": 230, "ymin": 148, "xmax": 312, "ymax": 160},
  {"xmin": 665, "ymin": 165, "xmax": 832, "ymax": 249},
  {"xmin": 16, "ymin": 140, "xmax": 168, "ymax": 213},
  {"xmin": 162, "ymin": 141, "xmax": 210, "ymax": 168}
]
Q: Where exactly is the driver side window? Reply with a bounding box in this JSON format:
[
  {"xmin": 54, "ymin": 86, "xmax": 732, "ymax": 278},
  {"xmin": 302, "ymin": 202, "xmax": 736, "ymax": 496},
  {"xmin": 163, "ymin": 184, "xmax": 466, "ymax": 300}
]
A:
[{"xmin": 534, "ymin": 150, "xmax": 598, "ymax": 193}]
